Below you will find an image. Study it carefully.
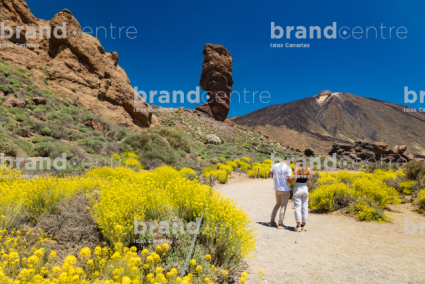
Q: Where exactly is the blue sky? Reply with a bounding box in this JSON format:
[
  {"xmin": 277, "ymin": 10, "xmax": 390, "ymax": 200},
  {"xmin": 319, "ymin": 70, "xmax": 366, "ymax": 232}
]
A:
[{"xmin": 27, "ymin": 0, "xmax": 425, "ymax": 117}]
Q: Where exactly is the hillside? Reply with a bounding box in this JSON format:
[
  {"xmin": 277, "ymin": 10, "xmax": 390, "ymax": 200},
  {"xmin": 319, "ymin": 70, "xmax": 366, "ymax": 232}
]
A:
[
  {"xmin": 0, "ymin": 59, "xmax": 303, "ymax": 177},
  {"xmin": 230, "ymin": 90, "xmax": 425, "ymax": 156},
  {"xmin": 0, "ymin": 0, "xmax": 158, "ymax": 129}
]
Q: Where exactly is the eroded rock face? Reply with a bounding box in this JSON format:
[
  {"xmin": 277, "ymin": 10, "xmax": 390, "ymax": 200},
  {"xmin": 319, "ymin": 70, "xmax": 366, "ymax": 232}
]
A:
[
  {"xmin": 0, "ymin": 1, "xmax": 157, "ymax": 129},
  {"xmin": 196, "ymin": 43, "xmax": 233, "ymax": 122}
]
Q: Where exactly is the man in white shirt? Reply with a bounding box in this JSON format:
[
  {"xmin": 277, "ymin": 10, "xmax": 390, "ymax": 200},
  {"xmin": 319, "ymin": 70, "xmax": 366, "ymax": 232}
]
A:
[{"xmin": 268, "ymin": 161, "xmax": 293, "ymax": 229}]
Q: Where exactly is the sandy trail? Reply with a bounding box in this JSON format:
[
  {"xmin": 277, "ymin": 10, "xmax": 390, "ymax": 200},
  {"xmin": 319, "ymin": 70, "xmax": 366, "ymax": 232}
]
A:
[{"xmin": 214, "ymin": 176, "xmax": 425, "ymax": 284}]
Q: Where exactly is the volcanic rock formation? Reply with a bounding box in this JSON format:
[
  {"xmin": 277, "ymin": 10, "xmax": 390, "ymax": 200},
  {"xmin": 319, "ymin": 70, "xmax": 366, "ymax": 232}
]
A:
[
  {"xmin": 329, "ymin": 140, "xmax": 416, "ymax": 162},
  {"xmin": 196, "ymin": 44, "xmax": 233, "ymax": 122},
  {"xmin": 0, "ymin": 0, "xmax": 158, "ymax": 128}
]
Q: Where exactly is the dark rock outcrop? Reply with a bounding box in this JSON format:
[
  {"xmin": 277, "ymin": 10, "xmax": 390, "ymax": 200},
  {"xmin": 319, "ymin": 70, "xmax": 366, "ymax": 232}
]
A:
[
  {"xmin": 304, "ymin": 148, "xmax": 315, "ymax": 157},
  {"xmin": 196, "ymin": 44, "xmax": 233, "ymax": 122},
  {"xmin": 329, "ymin": 140, "xmax": 416, "ymax": 162}
]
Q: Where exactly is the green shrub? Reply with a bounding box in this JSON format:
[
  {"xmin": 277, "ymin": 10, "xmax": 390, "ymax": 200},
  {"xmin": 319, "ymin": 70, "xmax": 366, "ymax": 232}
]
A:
[
  {"xmin": 15, "ymin": 112, "xmax": 28, "ymax": 122},
  {"xmin": 258, "ymin": 143, "xmax": 273, "ymax": 155},
  {"xmin": 6, "ymin": 77, "xmax": 23, "ymax": 88},
  {"xmin": 77, "ymin": 124, "xmax": 91, "ymax": 133},
  {"xmin": 0, "ymin": 85, "xmax": 15, "ymax": 94},
  {"xmin": 95, "ymin": 136, "xmax": 107, "ymax": 143},
  {"xmin": 148, "ymin": 127, "xmax": 191, "ymax": 152},
  {"xmin": 60, "ymin": 106, "xmax": 72, "ymax": 113},
  {"xmin": 81, "ymin": 139, "xmax": 103, "ymax": 153},
  {"xmin": 59, "ymin": 113, "xmax": 73, "ymax": 121},
  {"xmin": 13, "ymin": 126, "xmax": 31, "ymax": 137},
  {"xmin": 0, "ymin": 127, "xmax": 17, "ymax": 156},
  {"xmin": 54, "ymin": 119, "xmax": 61, "ymax": 126},
  {"xmin": 115, "ymin": 128, "xmax": 128, "ymax": 140},
  {"xmin": 404, "ymin": 160, "xmax": 425, "ymax": 181},
  {"xmin": 25, "ymin": 104, "xmax": 36, "ymax": 110},
  {"xmin": 34, "ymin": 142, "xmax": 51, "ymax": 157},
  {"xmin": 176, "ymin": 150, "xmax": 186, "ymax": 157},
  {"xmin": 31, "ymin": 136, "xmax": 55, "ymax": 143},
  {"xmin": 13, "ymin": 138, "xmax": 35, "ymax": 156},
  {"xmin": 141, "ymin": 147, "xmax": 179, "ymax": 165},
  {"xmin": 4, "ymin": 120, "xmax": 18, "ymax": 132},
  {"xmin": 82, "ymin": 113, "xmax": 95, "ymax": 122},
  {"xmin": 49, "ymin": 142, "xmax": 72, "ymax": 159},
  {"xmin": 40, "ymin": 127, "xmax": 55, "ymax": 137}
]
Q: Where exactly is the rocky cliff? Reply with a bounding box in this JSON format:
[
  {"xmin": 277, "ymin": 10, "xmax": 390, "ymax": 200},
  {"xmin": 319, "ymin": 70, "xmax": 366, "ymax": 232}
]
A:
[
  {"xmin": 196, "ymin": 43, "xmax": 233, "ymax": 121},
  {"xmin": 0, "ymin": 0, "xmax": 157, "ymax": 128}
]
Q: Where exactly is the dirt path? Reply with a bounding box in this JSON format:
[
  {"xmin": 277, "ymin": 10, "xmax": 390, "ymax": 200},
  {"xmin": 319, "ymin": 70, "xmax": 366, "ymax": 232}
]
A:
[{"xmin": 215, "ymin": 176, "xmax": 425, "ymax": 284}]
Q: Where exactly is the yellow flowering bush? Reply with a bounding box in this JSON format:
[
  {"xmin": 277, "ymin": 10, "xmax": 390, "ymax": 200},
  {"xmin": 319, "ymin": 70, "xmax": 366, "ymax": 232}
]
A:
[
  {"xmin": 113, "ymin": 152, "xmax": 144, "ymax": 170},
  {"xmin": 0, "ymin": 169, "xmax": 104, "ymax": 226},
  {"xmin": 414, "ymin": 188, "xmax": 425, "ymax": 213},
  {"xmin": 226, "ymin": 161, "xmax": 238, "ymax": 169},
  {"xmin": 233, "ymin": 159, "xmax": 251, "ymax": 170},
  {"xmin": 217, "ymin": 164, "xmax": 234, "ymax": 173},
  {"xmin": 240, "ymin": 157, "xmax": 250, "ymax": 163},
  {"xmin": 309, "ymin": 170, "xmax": 402, "ymax": 222},
  {"xmin": 397, "ymin": 180, "xmax": 416, "ymax": 195},
  {"xmin": 248, "ymin": 162, "xmax": 269, "ymax": 179},
  {"xmin": 0, "ymin": 164, "xmax": 257, "ymax": 283},
  {"xmin": 0, "ymin": 229, "xmax": 224, "ymax": 284},
  {"xmin": 89, "ymin": 166, "xmax": 255, "ymax": 260},
  {"xmin": 179, "ymin": 167, "xmax": 196, "ymax": 177},
  {"xmin": 309, "ymin": 182, "xmax": 354, "ymax": 212},
  {"xmin": 203, "ymin": 167, "xmax": 227, "ymax": 183}
]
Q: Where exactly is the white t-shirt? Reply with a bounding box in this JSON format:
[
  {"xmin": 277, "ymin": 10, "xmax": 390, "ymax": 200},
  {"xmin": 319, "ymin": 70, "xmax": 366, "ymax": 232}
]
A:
[{"xmin": 270, "ymin": 162, "xmax": 293, "ymax": 192}]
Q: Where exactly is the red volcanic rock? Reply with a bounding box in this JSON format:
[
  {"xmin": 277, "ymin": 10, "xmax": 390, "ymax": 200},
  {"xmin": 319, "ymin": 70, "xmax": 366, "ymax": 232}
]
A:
[
  {"xmin": 373, "ymin": 142, "xmax": 392, "ymax": 155},
  {"xmin": 196, "ymin": 44, "xmax": 233, "ymax": 122},
  {"xmin": 0, "ymin": 1, "xmax": 157, "ymax": 129},
  {"xmin": 393, "ymin": 145, "xmax": 407, "ymax": 155},
  {"xmin": 32, "ymin": 97, "xmax": 47, "ymax": 105}
]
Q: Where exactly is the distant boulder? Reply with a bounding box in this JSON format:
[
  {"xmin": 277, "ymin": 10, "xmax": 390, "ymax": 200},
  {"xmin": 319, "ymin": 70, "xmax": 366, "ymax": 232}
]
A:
[{"xmin": 304, "ymin": 148, "xmax": 315, "ymax": 157}]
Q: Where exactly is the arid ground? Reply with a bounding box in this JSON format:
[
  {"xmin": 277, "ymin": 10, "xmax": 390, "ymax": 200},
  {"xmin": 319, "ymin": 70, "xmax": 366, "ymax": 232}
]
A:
[{"xmin": 215, "ymin": 175, "xmax": 425, "ymax": 284}]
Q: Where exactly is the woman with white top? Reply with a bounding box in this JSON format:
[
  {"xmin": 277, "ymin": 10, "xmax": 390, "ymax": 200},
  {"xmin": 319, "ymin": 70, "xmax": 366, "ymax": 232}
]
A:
[{"xmin": 293, "ymin": 163, "xmax": 311, "ymax": 232}]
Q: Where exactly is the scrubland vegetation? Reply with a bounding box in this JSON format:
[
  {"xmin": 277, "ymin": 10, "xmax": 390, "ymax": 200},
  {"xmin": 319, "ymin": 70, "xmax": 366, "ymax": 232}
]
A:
[
  {"xmin": 0, "ymin": 165, "xmax": 260, "ymax": 284},
  {"xmin": 1, "ymin": 58, "xmax": 425, "ymax": 283}
]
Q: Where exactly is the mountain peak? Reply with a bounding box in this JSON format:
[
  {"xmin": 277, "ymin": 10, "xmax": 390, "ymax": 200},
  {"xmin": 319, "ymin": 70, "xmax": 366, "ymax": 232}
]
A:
[
  {"xmin": 314, "ymin": 90, "xmax": 343, "ymax": 105},
  {"xmin": 231, "ymin": 91, "xmax": 425, "ymax": 156}
]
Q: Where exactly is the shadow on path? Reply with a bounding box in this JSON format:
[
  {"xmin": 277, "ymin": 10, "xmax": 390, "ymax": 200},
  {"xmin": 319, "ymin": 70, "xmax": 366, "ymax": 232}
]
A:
[{"xmin": 256, "ymin": 222, "xmax": 297, "ymax": 232}]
